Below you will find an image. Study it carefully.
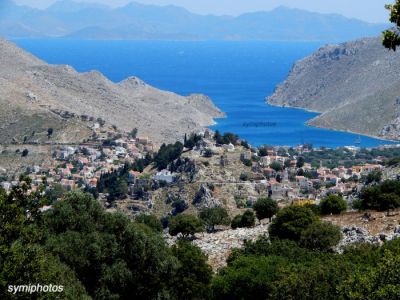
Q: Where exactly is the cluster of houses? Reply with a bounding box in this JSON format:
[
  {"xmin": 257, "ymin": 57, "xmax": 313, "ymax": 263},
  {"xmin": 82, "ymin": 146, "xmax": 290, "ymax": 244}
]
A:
[
  {"xmin": 0, "ymin": 134, "xmax": 161, "ymax": 198},
  {"xmin": 189, "ymin": 133, "xmax": 386, "ymax": 206},
  {"xmin": 0, "ymin": 127, "xmax": 394, "ymax": 215}
]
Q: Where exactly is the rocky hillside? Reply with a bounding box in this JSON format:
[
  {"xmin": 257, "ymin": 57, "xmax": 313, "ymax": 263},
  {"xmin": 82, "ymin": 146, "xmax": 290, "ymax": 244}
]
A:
[
  {"xmin": 0, "ymin": 38, "xmax": 223, "ymax": 144},
  {"xmin": 267, "ymin": 37, "xmax": 400, "ymax": 141}
]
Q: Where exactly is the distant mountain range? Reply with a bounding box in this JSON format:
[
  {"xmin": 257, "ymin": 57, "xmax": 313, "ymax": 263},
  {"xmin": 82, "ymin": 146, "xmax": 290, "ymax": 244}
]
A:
[
  {"xmin": 0, "ymin": 0, "xmax": 389, "ymax": 41},
  {"xmin": 268, "ymin": 37, "xmax": 400, "ymax": 141}
]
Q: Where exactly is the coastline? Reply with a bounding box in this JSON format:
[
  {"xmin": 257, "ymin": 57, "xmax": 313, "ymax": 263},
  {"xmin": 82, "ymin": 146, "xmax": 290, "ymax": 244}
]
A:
[{"xmin": 267, "ymin": 101, "xmax": 399, "ymax": 145}]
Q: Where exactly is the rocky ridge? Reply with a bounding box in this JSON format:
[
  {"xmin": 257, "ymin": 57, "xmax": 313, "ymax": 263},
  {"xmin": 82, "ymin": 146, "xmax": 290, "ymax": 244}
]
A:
[
  {"xmin": 335, "ymin": 225, "xmax": 400, "ymax": 252},
  {"xmin": 165, "ymin": 224, "xmax": 270, "ymax": 270},
  {"xmin": 268, "ymin": 37, "xmax": 400, "ymax": 141},
  {"xmin": 0, "ymin": 38, "xmax": 224, "ymax": 144}
]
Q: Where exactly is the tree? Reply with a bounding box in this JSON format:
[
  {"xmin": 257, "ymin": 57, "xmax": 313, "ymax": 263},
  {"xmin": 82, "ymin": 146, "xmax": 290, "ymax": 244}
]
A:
[
  {"xmin": 169, "ymin": 214, "xmax": 204, "ymax": 239},
  {"xmin": 379, "ymin": 193, "xmax": 400, "ymax": 211},
  {"xmin": 365, "ymin": 170, "xmax": 382, "ymax": 185},
  {"xmin": 241, "ymin": 210, "xmax": 256, "ymax": 227},
  {"xmin": 269, "ymin": 206, "xmax": 318, "ymax": 241},
  {"xmin": 47, "ymin": 127, "xmax": 54, "ymax": 138},
  {"xmin": 299, "ymin": 221, "xmax": 342, "ymax": 251},
  {"xmin": 21, "ymin": 149, "xmax": 29, "ymax": 157},
  {"xmin": 107, "ymin": 178, "xmax": 128, "ymax": 201},
  {"xmin": 231, "ymin": 210, "xmax": 255, "ymax": 229},
  {"xmin": 203, "ymin": 148, "xmax": 214, "ymax": 158},
  {"xmin": 270, "ymin": 161, "xmax": 283, "ymax": 172},
  {"xmin": 242, "ymin": 159, "xmax": 252, "ymax": 167},
  {"xmin": 184, "ymin": 133, "xmax": 202, "ymax": 149},
  {"xmin": 214, "ymin": 130, "xmax": 222, "ymax": 144},
  {"xmin": 45, "ymin": 183, "xmax": 67, "ymax": 202},
  {"xmin": 200, "ymin": 207, "xmax": 231, "ymax": 233},
  {"xmin": 253, "ymin": 198, "xmax": 278, "ymax": 222},
  {"xmin": 44, "ymin": 192, "xmax": 177, "ymax": 299},
  {"xmin": 339, "ymin": 250, "xmax": 400, "ymax": 299},
  {"xmin": 214, "ymin": 130, "xmax": 239, "ymax": 145},
  {"xmin": 231, "ymin": 215, "xmax": 243, "ymax": 229},
  {"xmin": 241, "ymin": 140, "xmax": 250, "ymax": 149},
  {"xmin": 258, "ymin": 147, "xmax": 268, "ymax": 157},
  {"xmin": 171, "ymin": 241, "xmax": 212, "ymax": 300},
  {"xmin": 135, "ymin": 214, "xmax": 163, "ymax": 233},
  {"xmin": 383, "ymin": 1, "xmax": 400, "ymax": 51},
  {"xmin": 240, "ymin": 173, "xmax": 249, "ymax": 181},
  {"xmin": 154, "ymin": 142, "xmax": 184, "ymax": 170},
  {"xmin": 296, "ymin": 157, "xmax": 305, "ymax": 168},
  {"xmin": 129, "ymin": 128, "xmax": 138, "ymax": 138},
  {"xmin": 320, "ymin": 195, "xmax": 347, "ymax": 215}
]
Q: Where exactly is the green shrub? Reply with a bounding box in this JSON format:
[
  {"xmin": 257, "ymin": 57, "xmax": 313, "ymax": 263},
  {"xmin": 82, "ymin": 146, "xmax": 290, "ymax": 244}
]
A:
[
  {"xmin": 269, "ymin": 206, "xmax": 318, "ymax": 241},
  {"xmin": 320, "ymin": 195, "xmax": 347, "ymax": 215},
  {"xmin": 231, "ymin": 210, "xmax": 255, "ymax": 229},
  {"xmin": 299, "ymin": 221, "xmax": 342, "ymax": 251}
]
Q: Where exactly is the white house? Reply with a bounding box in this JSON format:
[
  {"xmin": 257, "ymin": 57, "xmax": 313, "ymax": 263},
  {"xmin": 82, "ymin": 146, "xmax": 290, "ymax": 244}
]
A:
[
  {"xmin": 154, "ymin": 170, "xmax": 176, "ymax": 184},
  {"xmin": 222, "ymin": 143, "xmax": 235, "ymax": 152},
  {"xmin": 1, "ymin": 182, "xmax": 11, "ymax": 191}
]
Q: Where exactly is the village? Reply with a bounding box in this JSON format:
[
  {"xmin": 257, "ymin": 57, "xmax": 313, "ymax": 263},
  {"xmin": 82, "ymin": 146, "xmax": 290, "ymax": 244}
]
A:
[{"xmin": 0, "ymin": 121, "xmax": 398, "ymax": 220}]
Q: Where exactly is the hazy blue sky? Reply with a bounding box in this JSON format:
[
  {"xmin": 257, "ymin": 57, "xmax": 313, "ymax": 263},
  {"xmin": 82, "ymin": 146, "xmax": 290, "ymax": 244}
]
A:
[{"xmin": 14, "ymin": 0, "xmax": 393, "ymax": 23}]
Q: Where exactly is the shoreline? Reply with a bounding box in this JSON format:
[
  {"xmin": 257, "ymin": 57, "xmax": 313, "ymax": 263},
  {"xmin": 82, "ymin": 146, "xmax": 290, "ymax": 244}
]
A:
[{"xmin": 267, "ymin": 101, "xmax": 399, "ymax": 145}]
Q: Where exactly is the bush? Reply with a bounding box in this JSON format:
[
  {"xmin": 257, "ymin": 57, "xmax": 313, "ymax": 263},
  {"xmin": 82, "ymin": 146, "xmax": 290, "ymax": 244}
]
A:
[
  {"xmin": 154, "ymin": 142, "xmax": 184, "ymax": 171},
  {"xmin": 240, "ymin": 173, "xmax": 249, "ymax": 181},
  {"xmin": 360, "ymin": 180, "xmax": 400, "ymax": 211},
  {"xmin": 269, "ymin": 206, "xmax": 318, "ymax": 241},
  {"xmin": 299, "ymin": 221, "xmax": 342, "ymax": 251},
  {"xmin": 214, "ymin": 130, "xmax": 239, "ymax": 145},
  {"xmin": 231, "ymin": 210, "xmax": 255, "ymax": 229},
  {"xmin": 242, "ymin": 159, "xmax": 252, "ymax": 167},
  {"xmin": 21, "ymin": 149, "xmax": 29, "ymax": 157},
  {"xmin": 47, "ymin": 127, "xmax": 54, "ymax": 138},
  {"xmin": 231, "ymin": 215, "xmax": 243, "ymax": 229},
  {"xmin": 171, "ymin": 241, "xmax": 212, "ymax": 299},
  {"xmin": 270, "ymin": 161, "xmax": 283, "ymax": 172},
  {"xmin": 253, "ymin": 198, "xmax": 278, "ymax": 221},
  {"xmin": 203, "ymin": 148, "xmax": 214, "ymax": 158},
  {"xmin": 169, "ymin": 214, "xmax": 203, "ymax": 238},
  {"xmin": 135, "ymin": 214, "xmax": 163, "ymax": 233},
  {"xmin": 241, "ymin": 210, "xmax": 256, "ymax": 227},
  {"xmin": 319, "ymin": 195, "xmax": 347, "ymax": 215}
]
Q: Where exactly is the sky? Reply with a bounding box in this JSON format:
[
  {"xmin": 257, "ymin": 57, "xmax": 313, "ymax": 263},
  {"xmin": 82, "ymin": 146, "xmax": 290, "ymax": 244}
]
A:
[{"xmin": 14, "ymin": 0, "xmax": 393, "ymax": 23}]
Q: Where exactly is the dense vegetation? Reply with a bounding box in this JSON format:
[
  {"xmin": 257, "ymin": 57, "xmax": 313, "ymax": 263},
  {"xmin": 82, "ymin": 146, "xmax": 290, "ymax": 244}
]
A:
[
  {"xmin": 360, "ymin": 180, "xmax": 400, "ymax": 211},
  {"xmin": 299, "ymin": 146, "xmax": 400, "ymax": 169},
  {"xmin": 154, "ymin": 142, "xmax": 184, "ymax": 171},
  {"xmin": 1, "ymin": 185, "xmax": 400, "ymax": 299},
  {"xmin": 214, "ymin": 237, "xmax": 400, "ymax": 300},
  {"xmin": 213, "ymin": 130, "xmax": 239, "ymax": 145},
  {"xmin": 0, "ymin": 186, "xmax": 211, "ymax": 299}
]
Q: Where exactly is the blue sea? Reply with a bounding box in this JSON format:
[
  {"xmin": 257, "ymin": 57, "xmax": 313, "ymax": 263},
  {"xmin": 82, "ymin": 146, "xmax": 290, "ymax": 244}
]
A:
[{"xmin": 14, "ymin": 39, "xmax": 395, "ymax": 148}]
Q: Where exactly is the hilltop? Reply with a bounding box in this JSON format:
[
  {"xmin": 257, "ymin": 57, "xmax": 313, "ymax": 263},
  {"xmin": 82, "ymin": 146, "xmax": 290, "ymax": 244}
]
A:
[
  {"xmin": 268, "ymin": 37, "xmax": 400, "ymax": 141},
  {"xmin": 0, "ymin": 38, "xmax": 223, "ymax": 145},
  {"xmin": 0, "ymin": 0, "xmax": 387, "ymax": 41}
]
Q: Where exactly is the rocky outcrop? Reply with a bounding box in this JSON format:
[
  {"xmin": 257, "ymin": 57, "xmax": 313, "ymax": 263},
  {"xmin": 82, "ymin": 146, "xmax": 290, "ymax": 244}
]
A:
[
  {"xmin": 267, "ymin": 37, "xmax": 400, "ymax": 141},
  {"xmin": 0, "ymin": 38, "xmax": 224, "ymax": 144},
  {"xmin": 193, "ymin": 184, "xmax": 221, "ymax": 208},
  {"xmin": 335, "ymin": 225, "xmax": 400, "ymax": 252},
  {"xmin": 165, "ymin": 221, "xmax": 400, "ymax": 270},
  {"xmin": 165, "ymin": 224, "xmax": 270, "ymax": 270}
]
